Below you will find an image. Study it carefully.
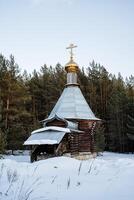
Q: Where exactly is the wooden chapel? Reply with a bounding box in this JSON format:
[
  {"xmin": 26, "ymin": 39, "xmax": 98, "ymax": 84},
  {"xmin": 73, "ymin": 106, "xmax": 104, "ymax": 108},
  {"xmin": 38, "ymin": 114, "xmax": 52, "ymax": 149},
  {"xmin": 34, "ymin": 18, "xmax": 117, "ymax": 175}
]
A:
[{"xmin": 24, "ymin": 44, "xmax": 100, "ymax": 162}]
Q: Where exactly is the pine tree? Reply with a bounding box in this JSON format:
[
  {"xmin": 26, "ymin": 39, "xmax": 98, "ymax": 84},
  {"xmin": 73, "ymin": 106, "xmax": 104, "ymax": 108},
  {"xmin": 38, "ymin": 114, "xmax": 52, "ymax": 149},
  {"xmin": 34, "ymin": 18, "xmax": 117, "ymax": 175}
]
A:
[
  {"xmin": 0, "ymin": 89, "xmax": 6, "ymax": 154},
  {"xmin": 107, "ymin": 74, "xmax": 126, "ymax": 152},
  {"xmin": 127, "ymin": 115, "xmax": 134, "ymax": 140},
  {"xmin": 0, "ymin": 54, "xmax": 34, "ymax": 151},
  {"xmin": 0, "ymin": 129, "xmax": 6, "ymax": 154},
  {"xmin": 125, "ymin": 75, "xmax": 134, "ymax": 152},
  {"xmin": 94, "ymin": 123, "xmax": 105, "ymax": 153}
]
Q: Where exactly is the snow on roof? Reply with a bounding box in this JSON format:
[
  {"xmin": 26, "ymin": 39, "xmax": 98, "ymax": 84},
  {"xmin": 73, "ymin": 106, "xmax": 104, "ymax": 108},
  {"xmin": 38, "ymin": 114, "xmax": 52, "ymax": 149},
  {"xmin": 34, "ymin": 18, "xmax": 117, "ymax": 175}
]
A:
[
  {"xmin": 43, "ymin": 115, "xmax": 78, "ymax": 130},
  {"xmin": 48, "ymin": 86, "xmax": 100, "ymax": 120},
  {"xmin": 31, "ymin": 126, "xmax": 71, "ymax": 135},
  {"xmin": 24, "ymin": 131, "xmax": 66, "ymax": 145}
]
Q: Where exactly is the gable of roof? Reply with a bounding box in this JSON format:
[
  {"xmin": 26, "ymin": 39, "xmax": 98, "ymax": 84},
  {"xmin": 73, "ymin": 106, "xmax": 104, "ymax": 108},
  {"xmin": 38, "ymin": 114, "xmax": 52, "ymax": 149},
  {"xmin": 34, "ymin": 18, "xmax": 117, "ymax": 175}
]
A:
[{"xmin": 43, "ymin": 115, "xmax": 78, "ymax": 130}]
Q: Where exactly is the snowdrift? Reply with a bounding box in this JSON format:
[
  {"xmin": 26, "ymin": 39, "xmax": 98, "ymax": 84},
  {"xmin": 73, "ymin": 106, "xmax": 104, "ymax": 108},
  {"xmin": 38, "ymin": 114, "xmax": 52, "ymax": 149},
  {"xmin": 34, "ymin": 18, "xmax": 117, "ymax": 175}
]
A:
[{"xmin": 0, "ymin": 152, "xmax": 134, "ymax": 200}]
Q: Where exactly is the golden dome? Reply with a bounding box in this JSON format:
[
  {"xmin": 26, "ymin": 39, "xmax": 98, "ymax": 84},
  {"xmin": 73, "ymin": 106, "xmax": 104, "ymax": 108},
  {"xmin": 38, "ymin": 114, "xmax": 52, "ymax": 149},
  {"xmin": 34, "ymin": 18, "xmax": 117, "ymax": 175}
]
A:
[
  {"xmin": 65, "ymin": 58, "xmax": 79, "ymax": 73},
  {"xmin": 65, "ymin": 43, "xmax": 79, "ymax": 73}
]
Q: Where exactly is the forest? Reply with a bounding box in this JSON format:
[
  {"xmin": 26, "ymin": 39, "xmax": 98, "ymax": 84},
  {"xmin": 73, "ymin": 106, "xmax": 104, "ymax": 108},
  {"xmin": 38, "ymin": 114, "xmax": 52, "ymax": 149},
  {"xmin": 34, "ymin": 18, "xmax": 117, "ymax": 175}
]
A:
[{"xmin": 0, "ymin": 54, "xmax": 134, "ymax": 153}]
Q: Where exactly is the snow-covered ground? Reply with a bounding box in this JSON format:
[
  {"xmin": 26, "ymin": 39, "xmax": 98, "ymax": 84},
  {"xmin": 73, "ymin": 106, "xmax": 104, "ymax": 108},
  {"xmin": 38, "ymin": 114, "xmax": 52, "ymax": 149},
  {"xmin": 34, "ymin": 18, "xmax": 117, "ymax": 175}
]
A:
[{"xmin": 0, "ymin": 152, "xmax": 134, "ymax": 200}]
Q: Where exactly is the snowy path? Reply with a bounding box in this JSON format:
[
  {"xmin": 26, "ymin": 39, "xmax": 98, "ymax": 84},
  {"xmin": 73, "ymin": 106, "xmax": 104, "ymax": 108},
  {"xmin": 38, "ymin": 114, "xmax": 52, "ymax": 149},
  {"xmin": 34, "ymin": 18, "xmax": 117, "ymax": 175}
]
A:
[{"xmin": 0, "ymin": 152, "xmax": 134, "ymax": 200}]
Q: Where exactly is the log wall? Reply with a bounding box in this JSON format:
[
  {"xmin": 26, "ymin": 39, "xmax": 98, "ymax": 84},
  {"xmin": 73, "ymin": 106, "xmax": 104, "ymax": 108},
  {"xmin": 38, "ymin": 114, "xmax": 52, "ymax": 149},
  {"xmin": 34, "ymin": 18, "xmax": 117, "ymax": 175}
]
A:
[
  {"xmin": 78, "ymin": 120, "xmax": 96, "ymax": 153},
  {"xmin": 45, "ymin": 119, "xmax": 96, "ymax": 155}
]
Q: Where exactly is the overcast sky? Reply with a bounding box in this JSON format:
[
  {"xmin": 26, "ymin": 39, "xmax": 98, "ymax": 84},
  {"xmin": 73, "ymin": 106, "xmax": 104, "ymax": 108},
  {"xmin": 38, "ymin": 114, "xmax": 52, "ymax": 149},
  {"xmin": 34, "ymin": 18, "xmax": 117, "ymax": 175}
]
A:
[{"xmin": 0, "ymin": 0, "xmax": 134, "ymax": 78}]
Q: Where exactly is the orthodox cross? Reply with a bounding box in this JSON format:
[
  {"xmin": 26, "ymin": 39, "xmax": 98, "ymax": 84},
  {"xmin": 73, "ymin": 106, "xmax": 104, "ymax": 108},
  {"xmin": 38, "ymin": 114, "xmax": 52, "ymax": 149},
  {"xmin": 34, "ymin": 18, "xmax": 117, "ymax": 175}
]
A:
[{"xmin": 66, "ymin": 43, "xmax": 77, "ymax": 60}]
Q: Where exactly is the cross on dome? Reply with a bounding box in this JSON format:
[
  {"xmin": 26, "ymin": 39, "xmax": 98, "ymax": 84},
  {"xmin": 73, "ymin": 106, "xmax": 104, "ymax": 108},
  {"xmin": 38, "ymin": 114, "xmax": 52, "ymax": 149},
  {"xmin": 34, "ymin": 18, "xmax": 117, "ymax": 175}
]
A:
[
  {"xmin": 66, "ymin": 43, "xmax": 77, "ymax": 60},
  {"xmin": 65, "ymin": 44, "xmax": 79, "ymax": 84}
]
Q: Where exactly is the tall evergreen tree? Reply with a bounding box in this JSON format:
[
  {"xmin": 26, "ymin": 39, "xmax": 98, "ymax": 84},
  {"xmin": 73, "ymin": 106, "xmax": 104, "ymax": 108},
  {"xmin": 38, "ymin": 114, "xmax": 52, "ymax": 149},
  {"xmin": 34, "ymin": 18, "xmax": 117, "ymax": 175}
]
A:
[
  {"xmin": 125, "ymin": 75, "xmax": 134, "ymax": 152},
  {"xmin": 107, "ymin": 73, "xmax": 128, "ymax": 152},
  {"xmin": 94, "ymin": 123, "xmax": 105, "ymax": 153}
]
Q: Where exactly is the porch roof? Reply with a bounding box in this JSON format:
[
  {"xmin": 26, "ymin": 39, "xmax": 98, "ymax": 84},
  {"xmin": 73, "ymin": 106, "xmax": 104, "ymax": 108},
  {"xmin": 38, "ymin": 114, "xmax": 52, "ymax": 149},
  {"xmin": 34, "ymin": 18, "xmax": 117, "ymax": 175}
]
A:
[{"xmin": 24, "ymin": 130, "xmax": 66, "ymax": 145}]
